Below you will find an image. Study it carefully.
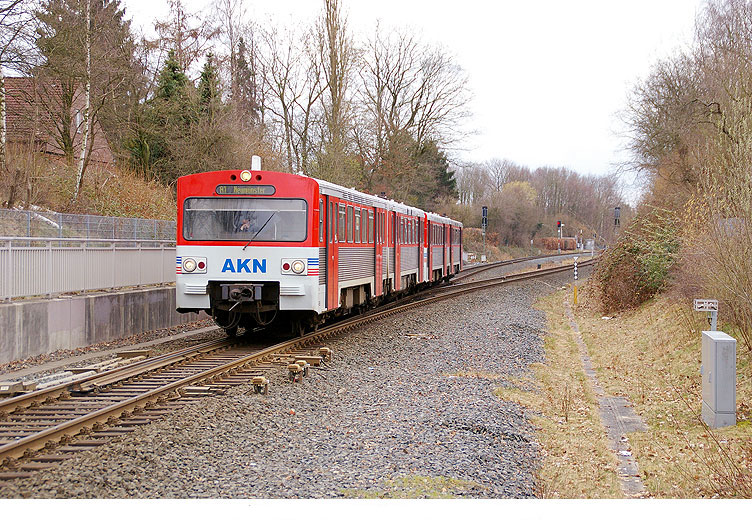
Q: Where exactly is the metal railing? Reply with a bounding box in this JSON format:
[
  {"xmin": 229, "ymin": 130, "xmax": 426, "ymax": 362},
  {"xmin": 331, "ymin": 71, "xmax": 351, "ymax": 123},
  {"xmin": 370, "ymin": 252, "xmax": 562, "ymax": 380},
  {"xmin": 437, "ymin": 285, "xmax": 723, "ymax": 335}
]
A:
[
  {"xmin": 0, "ymin": 209, "xmax": 176, "ymax": 241},
  {"xmin": 1, "ymin": 237, "xmax": 176, "ymax": 301}
]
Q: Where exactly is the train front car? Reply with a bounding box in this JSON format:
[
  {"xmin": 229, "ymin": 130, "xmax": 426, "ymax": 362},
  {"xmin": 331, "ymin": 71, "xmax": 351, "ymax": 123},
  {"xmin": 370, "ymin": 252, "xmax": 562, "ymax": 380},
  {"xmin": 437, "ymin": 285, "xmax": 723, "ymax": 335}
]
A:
[{"xmin": 176, "ymin": 169, "xmax": 320, "ymax": 336}]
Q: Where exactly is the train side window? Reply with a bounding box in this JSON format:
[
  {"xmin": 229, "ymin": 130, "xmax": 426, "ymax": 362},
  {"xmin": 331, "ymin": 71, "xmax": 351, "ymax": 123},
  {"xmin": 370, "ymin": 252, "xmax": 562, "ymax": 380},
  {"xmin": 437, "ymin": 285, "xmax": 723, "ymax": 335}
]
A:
[
  {"xmin": 338, "ymin": 203, "xmax": 346, "ymax": 241},
  {"xmin": 347, "ymin": 205, "xmax": 354, "ymax": 243},
  {"xmin": 361, "ymin": 210, "xmax": 367, "ymax": 243},
  {"xmin": 368, "ymin": 211, "xmax": 374, "ymax": 243},
  {"xmin": 319, "ymin": 198, "xmax": 324, "ymax": 243},
  {"xmin": 354, "ymin": 207, "xmax": 361, "ymax": 244}
]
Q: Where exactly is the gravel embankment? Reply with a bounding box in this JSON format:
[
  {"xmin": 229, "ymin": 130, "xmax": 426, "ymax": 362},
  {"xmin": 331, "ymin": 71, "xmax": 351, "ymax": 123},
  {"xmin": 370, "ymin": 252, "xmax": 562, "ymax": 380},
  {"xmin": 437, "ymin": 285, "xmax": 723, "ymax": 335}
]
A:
[{"xmin": 0, "ymin": 270, "xmax": 585, "ymax": 499}]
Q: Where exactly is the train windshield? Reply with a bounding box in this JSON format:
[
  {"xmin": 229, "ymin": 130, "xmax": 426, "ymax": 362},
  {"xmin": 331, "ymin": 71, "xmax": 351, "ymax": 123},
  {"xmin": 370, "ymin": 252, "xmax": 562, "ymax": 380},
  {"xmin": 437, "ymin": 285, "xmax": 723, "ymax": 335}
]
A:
[{"xmin": 183, "ymin": 198, "xmax": 308, "ymax": 242}]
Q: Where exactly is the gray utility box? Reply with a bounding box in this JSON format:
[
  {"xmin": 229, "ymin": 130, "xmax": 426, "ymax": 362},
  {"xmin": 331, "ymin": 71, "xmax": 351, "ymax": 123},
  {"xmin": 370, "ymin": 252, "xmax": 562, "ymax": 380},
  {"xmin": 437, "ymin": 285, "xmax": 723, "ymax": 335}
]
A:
[{"xmin": 701, "ymin": 331, "xmax": 736, "ymax": 429}]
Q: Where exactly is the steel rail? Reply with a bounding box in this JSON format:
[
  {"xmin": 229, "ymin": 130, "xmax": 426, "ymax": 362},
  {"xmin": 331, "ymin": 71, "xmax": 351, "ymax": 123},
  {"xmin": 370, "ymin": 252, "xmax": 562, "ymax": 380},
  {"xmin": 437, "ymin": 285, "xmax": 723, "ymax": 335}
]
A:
[
  {"xmin": 453, "ymin": 252, "xmax": 590, "ymax": 282},
  {"xmin": 0, "ymin": 338, "xmax": 234, "ymax": 416},
  {"xmin": 0, "ymin": 258, "xmax": 594, "ymax": 464}
]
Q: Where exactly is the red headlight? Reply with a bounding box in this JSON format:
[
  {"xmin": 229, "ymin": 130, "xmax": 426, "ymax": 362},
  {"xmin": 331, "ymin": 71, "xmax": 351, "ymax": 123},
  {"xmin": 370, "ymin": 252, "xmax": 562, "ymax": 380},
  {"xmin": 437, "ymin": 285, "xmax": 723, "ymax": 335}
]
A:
[
  {"xmin": 197, "ymin": 261, "xmax": 205, "ymax": 270},
  {"xmin": 282, "ymin": 262, "xmax": 291, "ymax": 271}
]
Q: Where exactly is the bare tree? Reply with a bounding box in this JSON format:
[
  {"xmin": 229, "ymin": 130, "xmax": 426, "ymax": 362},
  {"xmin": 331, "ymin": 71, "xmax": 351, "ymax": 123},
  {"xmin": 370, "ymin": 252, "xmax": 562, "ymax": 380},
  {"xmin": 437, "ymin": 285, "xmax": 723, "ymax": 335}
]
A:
[
  {"xmin": 153, "ymin": 0, "xmax": 218, "ymax": 75},
  {"xmin": 315, "ymin": 0, "xmax": 356, "ymax": 184},
  {"xmin": 72, "ymin": 0, "xmax": 91, "ymax": 202},
  {"xmin": 357, "ymin": 27, "xmax": 471, "ymax": 184},
  {"xmin": 258, "ymin": 24, "xmax": 325, "ymax": 174}
]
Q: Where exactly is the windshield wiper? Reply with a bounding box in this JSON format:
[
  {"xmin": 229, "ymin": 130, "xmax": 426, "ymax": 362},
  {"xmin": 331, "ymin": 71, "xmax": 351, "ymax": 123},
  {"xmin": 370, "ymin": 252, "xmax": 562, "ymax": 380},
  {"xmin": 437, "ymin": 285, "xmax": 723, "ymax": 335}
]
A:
[{"xmin": 243, "ymin": 212, "xmax": 276, "ymax": 251}]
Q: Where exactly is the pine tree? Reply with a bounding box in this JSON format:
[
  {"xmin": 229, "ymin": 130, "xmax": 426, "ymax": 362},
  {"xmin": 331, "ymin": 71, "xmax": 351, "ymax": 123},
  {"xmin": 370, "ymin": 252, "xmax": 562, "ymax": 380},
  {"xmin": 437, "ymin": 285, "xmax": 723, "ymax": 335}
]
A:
[{"xmin": 197, "ymin": 53, "xmax": 220, "ymax": 118}]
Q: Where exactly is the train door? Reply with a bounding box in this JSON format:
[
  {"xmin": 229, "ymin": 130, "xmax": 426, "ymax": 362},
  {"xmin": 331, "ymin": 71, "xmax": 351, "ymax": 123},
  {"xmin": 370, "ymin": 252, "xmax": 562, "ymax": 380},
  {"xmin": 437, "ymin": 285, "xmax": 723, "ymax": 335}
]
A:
[
  {"xmin": 444, "ymin": 225, "xmax": 450, "ymax": 276},
  {"xmin": 427, "ymin": 220, "xmax": 433, "ymax": 280},
  {"xmin": 392, "ymin": 211, "xmax": 400, "ymax": 291},
  {"xmin": 326, "ymin": 196, "xmax": 339, "ymax": 309},
  {"xmin": 374, "ymin": 208, "xmax": 383, "ymax": 297},
  {"xmin": 421, "ymin": 217, "xmax": 428, "ymax": 283},
  {"xmin": 449, "ymin": 227, "xmax": 454, "ymax": 272},
  {"xmin": 417, "ymin": 218, "xmax": 424, "ymax": 283}
]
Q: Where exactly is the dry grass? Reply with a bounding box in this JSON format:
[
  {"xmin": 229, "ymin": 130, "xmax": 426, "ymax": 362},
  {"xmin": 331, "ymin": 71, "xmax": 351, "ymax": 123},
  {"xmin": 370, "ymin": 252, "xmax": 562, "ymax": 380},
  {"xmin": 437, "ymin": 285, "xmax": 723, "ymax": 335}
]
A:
[
  {"xmin": 341, "ymin": 475, "xmax": 482, "ymax": 498},
  {"xmin": 495, "ymin": 289, "xmax": 623, "ymax": 498},
  {"xmin": 573, "ymin": 285, "xmax": 752, "ymax": 498},
  {"xmin": 3, "ymin": 152, "xmax": 176, "ymax": 219}
]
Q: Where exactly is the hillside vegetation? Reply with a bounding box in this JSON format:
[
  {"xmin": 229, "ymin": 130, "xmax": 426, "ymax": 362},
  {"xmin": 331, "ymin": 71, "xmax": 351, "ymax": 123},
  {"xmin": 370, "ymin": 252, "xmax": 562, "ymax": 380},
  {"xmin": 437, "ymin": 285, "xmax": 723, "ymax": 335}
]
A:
[{"xmin": 596, "ymin": 0, "xmax": 752, "ymax": 355}]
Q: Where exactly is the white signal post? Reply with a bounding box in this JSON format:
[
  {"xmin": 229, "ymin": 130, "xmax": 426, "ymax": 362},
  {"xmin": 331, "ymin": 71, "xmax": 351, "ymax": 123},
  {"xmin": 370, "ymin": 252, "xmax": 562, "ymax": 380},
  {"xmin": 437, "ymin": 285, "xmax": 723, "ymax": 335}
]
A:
[{"xmin": 573, "ymin": 256, "xmax": 579, "ymax": 305}]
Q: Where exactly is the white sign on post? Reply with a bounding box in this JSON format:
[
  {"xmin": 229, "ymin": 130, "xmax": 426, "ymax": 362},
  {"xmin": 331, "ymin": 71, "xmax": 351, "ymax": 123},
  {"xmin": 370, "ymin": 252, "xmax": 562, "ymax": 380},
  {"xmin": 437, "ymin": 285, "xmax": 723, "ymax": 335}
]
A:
[
  {"xmin": 694, "ymin": 299, "xmax": 718, "ymax": 312},
  {"xmin": 694, "ymin": 299, "xmax": 719, "ymax": 331}
]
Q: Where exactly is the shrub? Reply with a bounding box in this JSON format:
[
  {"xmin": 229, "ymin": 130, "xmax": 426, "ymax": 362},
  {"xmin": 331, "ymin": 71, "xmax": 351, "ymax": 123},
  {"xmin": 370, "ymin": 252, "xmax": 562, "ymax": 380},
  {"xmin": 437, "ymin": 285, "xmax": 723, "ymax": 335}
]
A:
[{"xmin": 592, "ymin": 207, "xmax": 680, "ymax": 312}]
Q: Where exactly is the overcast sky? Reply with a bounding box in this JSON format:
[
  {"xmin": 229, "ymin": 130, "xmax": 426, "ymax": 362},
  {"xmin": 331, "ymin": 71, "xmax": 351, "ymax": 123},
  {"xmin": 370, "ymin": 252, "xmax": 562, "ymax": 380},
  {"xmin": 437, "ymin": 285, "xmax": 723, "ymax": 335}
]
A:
[{"xmin": 123, "ymin": 0, "xmax": 707, "ymax": 196}]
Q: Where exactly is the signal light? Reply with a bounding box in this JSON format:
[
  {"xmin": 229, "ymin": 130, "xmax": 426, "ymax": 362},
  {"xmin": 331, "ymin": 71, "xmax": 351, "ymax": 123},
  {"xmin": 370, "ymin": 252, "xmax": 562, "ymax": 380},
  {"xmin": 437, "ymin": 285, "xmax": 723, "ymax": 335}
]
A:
[{"xmin": 557, "ymin": 221, "xmax": 561, "ymax": 228}]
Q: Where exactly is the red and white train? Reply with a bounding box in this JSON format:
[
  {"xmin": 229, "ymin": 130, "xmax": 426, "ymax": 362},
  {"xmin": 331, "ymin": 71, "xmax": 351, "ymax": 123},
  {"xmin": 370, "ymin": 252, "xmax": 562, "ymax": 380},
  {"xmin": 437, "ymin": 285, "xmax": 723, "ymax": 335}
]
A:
[{"xmin": 175, "ymin": 163, "xmax": 463, "ymax": 335}]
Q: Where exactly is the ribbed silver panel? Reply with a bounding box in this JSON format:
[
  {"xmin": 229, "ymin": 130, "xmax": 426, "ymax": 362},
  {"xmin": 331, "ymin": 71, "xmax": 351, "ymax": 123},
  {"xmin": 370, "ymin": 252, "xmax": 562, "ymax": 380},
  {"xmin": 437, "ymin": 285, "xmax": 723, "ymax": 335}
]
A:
[
  {"xmin": 389, "ymin": 247, "xmax": 395, "ymax": 271},
  {"xmin": 452, "ymin": 246, "xmax": 460, "ymax": 262},
  {"xmin": 382, "ymin": 246, "xmax": 389, "ymax": 277},
  {"xmin": 341, "ymin": 191, "xmax": 373, "ymax": 206},
  {"xmin": 319, "ymin": 247, "xmax": 327, "ymax": 285},
  {"xmin": 280, "ymin": 285, "xmax": 305, "ymax": 296},
  {"xmin": 339, "ymin": 247, "xmax": 374, "ymax": 281},
  {"xmin": 400, "ymin": 246, "xmax": 418, "ymax": 271},
  {"xmin": 184, "ymin": 283, "xmax": 207, "ymax": 295},
  {"xmin": 432, "ymin": 246, "xmax": 443, "ymax": 269}
]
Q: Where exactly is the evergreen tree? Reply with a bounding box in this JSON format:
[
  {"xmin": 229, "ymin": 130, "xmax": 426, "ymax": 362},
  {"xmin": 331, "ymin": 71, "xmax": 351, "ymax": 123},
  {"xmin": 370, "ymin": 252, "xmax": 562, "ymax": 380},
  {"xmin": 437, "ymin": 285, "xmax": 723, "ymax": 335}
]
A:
[
  {"xmin": 156, "ymin": 49, "xmax": 190, "ymax": 103},
  {"xmin": 233, "ymin": 37, "xmax": 259, "ymax": 123},
  {"xmin": 197, "ymin": 53, "xmax": 220, "ymax": 118}
]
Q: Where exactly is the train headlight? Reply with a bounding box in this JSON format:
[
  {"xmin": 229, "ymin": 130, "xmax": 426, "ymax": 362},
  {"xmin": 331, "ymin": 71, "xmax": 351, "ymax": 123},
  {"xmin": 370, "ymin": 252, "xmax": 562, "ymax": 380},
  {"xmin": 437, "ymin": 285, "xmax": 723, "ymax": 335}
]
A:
[
  {"xmin": 183, "ymin": 258, "xmax": 197, "ymax": 272},
  {"xmin": 240, "ymin": 170, "xmax": 252, "ymax": 182},
  {"xmin": 291, "ymin": 259, "xmax": 305, "ymax": 274}
]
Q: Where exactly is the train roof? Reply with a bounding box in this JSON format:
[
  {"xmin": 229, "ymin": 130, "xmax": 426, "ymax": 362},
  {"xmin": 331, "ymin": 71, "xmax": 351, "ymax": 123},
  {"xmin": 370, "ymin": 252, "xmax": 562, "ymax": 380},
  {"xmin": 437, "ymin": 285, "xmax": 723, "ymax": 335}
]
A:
[
  {"xmin": 178, "ymin": 169, "xmax": 461, "ymax": 227},
  {"xmin": 314, "ymin": 177, "xmax": 462, "ymax": 227}
]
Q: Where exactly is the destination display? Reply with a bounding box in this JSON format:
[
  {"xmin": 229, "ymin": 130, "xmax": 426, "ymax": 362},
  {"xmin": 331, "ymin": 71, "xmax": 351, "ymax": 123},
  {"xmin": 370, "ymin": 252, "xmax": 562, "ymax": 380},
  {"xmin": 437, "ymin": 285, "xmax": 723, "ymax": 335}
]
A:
[{"xmin": 216, "ymin": 185, "xmax": 276, "ymax": 196}]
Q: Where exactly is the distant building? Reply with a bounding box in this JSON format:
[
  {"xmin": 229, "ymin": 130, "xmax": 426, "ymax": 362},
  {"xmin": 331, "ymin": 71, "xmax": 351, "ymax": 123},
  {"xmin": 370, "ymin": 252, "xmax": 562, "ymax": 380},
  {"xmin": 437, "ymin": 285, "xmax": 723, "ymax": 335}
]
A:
[{"xmin": 4, "ymin": 76, "xmax": 114, "ymax": 165}]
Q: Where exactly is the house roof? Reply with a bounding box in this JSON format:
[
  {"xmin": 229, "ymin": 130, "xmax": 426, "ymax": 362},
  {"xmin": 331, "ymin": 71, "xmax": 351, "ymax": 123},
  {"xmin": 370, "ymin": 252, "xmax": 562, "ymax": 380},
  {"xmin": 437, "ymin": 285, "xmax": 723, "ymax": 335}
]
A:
[{"xmin": 4, "ymin": 76, "xmax": 114, "ymax": 164}]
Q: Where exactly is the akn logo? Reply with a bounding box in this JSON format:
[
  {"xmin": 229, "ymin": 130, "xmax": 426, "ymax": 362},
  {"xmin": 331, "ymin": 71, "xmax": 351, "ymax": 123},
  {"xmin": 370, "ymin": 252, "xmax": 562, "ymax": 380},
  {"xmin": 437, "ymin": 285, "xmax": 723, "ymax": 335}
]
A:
[{"xmin": 221, "ymin": 258, "xmax": 267, "ymax": 273}]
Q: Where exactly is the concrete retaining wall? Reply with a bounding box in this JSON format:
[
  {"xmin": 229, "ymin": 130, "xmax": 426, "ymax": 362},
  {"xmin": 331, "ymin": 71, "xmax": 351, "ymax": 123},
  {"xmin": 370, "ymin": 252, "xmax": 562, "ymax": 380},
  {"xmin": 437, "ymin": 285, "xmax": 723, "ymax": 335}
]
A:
[{"xmin": 0, "ymin": 287, "xmax": 206, "ymax": 363}]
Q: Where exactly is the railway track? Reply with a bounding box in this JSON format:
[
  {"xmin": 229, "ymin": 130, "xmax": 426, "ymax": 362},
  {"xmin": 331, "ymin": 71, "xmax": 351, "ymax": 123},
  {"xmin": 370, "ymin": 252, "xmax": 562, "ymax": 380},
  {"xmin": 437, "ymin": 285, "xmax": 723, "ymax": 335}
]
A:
[
  {"xmin": 0, "ymin": 256, "xmax": 595, "ymax": 481},
  {"xmin": 453, "ymin": 252, "xmax": 593, "ymax": 282}
]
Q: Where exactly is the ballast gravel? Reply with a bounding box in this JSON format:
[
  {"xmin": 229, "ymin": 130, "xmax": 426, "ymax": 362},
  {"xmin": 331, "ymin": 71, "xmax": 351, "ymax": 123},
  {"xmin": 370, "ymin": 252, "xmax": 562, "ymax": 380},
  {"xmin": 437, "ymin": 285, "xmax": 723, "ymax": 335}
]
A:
[{"xmin": 1, "ymin": 271, "xmax": 585, "ymax": 499}]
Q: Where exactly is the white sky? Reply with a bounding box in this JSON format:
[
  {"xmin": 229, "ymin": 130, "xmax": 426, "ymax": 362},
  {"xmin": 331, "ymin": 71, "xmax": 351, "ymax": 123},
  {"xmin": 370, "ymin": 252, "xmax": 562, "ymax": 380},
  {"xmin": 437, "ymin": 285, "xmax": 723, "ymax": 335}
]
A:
[{"xmin": 122, "ymin": 0, "xmax": 707, "ymax": 194}]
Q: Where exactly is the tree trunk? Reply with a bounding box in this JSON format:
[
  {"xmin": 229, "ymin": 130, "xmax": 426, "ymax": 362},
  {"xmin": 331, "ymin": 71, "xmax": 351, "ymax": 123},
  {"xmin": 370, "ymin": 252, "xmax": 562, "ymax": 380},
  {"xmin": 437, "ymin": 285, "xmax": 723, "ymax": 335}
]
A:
[
  {"xmin": 73, "ymin": 0, "xmax": 91, "ymax": 203},
  {"xmin": 1, "ymin": 70, "xmax": 6, "ymax": 183}
]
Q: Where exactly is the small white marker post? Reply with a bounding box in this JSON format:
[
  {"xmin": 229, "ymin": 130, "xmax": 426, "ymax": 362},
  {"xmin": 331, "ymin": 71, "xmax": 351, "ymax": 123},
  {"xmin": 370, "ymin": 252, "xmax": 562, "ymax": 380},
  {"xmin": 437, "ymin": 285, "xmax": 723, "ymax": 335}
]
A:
[{"xmin": 573, "ymin": 256, "xmax": 579, "ymax": 305}]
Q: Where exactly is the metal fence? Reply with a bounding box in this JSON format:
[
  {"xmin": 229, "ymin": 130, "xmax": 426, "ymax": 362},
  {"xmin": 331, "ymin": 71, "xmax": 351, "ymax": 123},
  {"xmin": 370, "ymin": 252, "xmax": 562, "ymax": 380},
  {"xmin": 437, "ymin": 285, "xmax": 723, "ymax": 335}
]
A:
[
  {"xmin": 0, "ymin": 237, "xmax": 176, "ymax": 301},
  {"xmin": 0, "ymin": 209, "xmax": 176, "ymax": 240}
]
